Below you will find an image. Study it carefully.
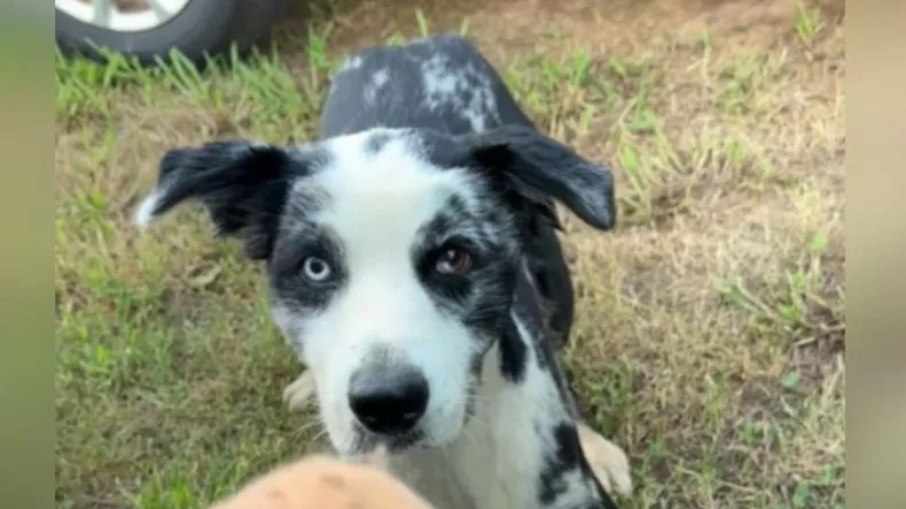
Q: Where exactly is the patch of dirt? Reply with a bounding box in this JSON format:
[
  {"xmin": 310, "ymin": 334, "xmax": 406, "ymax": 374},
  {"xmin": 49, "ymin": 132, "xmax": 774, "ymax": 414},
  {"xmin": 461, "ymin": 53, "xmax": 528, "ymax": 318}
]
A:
[{"xmin": 293, "ymin": 0, "xmax": 816, "ymax": 60}]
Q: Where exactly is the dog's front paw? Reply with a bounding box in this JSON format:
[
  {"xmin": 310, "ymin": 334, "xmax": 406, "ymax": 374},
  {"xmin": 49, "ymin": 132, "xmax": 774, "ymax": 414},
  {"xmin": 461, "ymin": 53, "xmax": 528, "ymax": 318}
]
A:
[
  {"xmin": 577, "ymin": 422, "xmax": 633, "ymax": 497},
  {"xmin": 283, "ymin": 371, "xmax": 316, "ymax": 411}
]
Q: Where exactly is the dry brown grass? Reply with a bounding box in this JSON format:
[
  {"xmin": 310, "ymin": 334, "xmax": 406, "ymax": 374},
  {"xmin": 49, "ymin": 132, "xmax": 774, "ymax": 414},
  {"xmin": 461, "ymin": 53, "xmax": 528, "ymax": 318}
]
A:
[{"xmin": 56, "ymin": 0, "xmax": 844, "ymax": 507}]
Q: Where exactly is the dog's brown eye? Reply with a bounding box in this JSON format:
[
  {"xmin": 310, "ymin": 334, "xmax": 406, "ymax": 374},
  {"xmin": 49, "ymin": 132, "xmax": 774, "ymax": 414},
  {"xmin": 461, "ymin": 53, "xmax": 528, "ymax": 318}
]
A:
[{"xmin": 435, "ymin": 248, "xmax": 472, "ymax": 275}]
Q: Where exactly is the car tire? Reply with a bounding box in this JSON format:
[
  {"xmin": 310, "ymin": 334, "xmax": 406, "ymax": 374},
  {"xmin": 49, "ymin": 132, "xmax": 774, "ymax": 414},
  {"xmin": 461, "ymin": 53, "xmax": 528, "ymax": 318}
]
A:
[{"xmin": 55, "ymin": 0, "xmax": 289, "ymax": 65}]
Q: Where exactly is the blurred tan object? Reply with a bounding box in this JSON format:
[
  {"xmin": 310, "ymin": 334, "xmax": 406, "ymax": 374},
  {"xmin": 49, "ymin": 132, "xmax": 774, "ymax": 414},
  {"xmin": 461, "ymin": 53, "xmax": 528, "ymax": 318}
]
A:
[{"xmin": 209, "ymin": 450, "xmax": 435, "ymax": 509}]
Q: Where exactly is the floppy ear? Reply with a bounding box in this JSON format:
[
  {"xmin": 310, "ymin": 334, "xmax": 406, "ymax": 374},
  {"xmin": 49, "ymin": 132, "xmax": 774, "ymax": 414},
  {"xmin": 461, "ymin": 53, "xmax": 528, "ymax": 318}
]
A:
[
  {"xmin": 134, "ymin": 140, "xmax": 303, "ymax": 260},
  {"xmin": 468, "ymin": 125, "xmax": 616, "ymax": 231}
]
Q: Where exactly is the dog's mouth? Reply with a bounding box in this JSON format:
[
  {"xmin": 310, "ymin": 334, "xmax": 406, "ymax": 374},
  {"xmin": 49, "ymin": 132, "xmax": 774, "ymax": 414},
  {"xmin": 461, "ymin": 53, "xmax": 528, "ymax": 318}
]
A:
[{"xmin": 349, "ymin": 425, "xmax": 428, "ymax": 455}]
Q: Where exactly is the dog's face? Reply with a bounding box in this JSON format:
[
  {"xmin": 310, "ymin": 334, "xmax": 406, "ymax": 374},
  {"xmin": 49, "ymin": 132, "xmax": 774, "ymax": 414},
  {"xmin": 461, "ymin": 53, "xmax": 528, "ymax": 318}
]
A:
[
  {"xmin": 270, "ymin": 131, "xmax": 526, "ymax": 454},
  {"xmin": 136, "ymin": 126, "xmax": 614, "ymax": 455}
]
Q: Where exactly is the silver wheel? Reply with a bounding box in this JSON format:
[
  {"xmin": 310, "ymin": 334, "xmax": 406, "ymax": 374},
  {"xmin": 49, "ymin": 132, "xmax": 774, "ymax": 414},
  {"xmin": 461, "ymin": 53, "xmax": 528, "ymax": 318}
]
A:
[{"xmin": 55, "ymin": 0, "xmax": 192, "ymax": 32}]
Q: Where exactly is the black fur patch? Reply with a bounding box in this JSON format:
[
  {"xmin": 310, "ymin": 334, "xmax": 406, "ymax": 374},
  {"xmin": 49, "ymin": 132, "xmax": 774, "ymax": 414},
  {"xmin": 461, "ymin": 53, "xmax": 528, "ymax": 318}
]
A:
[
  {"xmin": 364, "ymin": 130, "xmax": 394, "ymax": 154},
  {"xmin": 462, "ymin": 263, "xmax": 514, "ymax": 338},
  {"xmin": 412, "ymin": 194, "xmax": 515, "ymax": 341},
  {"xmin": 413, "ymin": 212, "xmax": 478, "ymax": 306},
  {"xmin": 466, "ymin": 124, "xmax": 616, "ymax": 231},
  {"xmin": 320, "ymin": 34, "xmax": 536, "ymax": 139},
  {"xmin": 498, "ymin": 314, "xmax": 528, "ymax": 382},
  {"xmin": 538, "ymin": 423, "xmax": 582, "ymax": 504},
  {"xmin": 537, "ymin": 422, "xmax": 620, "ymax": 508},
  {"xmin": 512, "ymin": 262, "xmax": 551, "ymax": 372},
  {"xmin": 149, "ymin": 142, "xmax": 325, "ymax": 260},
  {"xmin": 268, "ymin": 225, "xmax": 348, "ymax": 314}
]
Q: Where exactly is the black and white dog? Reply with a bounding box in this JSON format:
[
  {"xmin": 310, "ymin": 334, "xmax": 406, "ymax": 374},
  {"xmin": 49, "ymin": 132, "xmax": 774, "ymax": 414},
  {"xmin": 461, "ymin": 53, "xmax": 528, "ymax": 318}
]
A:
[{"xmin": 136, "ymin": 34, "xmax": 630, "ymax": 509}]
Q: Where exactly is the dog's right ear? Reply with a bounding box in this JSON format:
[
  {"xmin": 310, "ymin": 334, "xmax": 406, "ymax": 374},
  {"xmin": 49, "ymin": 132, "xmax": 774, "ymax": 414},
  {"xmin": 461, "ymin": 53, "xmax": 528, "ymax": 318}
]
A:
[{"xmin": 135, "ymin": 140, "xmax": 305, "ymax": 260}]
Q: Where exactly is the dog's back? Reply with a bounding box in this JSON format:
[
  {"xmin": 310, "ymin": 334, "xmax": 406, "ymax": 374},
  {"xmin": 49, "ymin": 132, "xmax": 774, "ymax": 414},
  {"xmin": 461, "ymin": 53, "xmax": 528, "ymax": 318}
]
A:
[
  {"xmin": 320, "ymin": 34, "xmax": 533, "ymax": 137},
  {"xmin": 320, "ymin": 34, "xmax": 576, "ymax": 349}
]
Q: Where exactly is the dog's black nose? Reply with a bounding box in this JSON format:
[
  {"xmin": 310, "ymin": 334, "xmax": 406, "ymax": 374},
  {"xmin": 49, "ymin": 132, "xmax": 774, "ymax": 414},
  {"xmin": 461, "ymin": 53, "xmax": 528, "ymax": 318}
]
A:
[{"xmin": 348, "ymin": 366, "xmax": 429, "ymax": 435}]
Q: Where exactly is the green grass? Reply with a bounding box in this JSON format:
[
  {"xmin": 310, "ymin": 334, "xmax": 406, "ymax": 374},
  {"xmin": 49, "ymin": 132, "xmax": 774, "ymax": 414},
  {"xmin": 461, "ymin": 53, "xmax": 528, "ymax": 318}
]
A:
[
  {"xmin": 55, "ymin": 1, "xmax": 845, "ymax": 508},
  {"xmin": 56, "ymin": 38, "xmax": 335, "ymax": 141},
  {"xmin": 795, "ymin": 2, "xmax": 824, "ymax": 44}
]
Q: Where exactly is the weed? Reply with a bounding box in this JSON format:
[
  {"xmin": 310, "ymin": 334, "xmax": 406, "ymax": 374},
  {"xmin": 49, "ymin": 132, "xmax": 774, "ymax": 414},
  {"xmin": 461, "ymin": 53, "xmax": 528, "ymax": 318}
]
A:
[
  {"xmin": 795, "ymin": 3, "xmax": 823, "ymax": 44},
  {"xmin": 415, "ymin": 8, "xmax": 431, "ymax": 38}
]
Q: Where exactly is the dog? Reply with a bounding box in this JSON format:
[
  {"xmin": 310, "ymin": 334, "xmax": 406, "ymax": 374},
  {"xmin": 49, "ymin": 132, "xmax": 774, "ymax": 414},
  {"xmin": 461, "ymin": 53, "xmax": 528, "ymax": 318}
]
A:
[{"xmin": 136, "ymin": 34, "xmax": 630, "ymax": 509}]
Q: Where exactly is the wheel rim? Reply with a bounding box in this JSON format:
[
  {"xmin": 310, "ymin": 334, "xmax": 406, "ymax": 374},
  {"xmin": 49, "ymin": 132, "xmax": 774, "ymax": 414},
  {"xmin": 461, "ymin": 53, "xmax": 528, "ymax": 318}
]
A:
[{"xmin": 56, "ymin": 0, "xmax": 192, "ymax": 32}]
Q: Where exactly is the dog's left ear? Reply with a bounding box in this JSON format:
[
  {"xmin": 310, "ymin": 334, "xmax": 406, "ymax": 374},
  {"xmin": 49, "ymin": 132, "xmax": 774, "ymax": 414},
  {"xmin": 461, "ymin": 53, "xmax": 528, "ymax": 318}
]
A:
[
  {"xmin": 134, "ymin": 140, "xmax": 306, "ymax": 260},
  {"xmin": 467, "ymin": 125, "xmax": 616, "ymax": 231}
]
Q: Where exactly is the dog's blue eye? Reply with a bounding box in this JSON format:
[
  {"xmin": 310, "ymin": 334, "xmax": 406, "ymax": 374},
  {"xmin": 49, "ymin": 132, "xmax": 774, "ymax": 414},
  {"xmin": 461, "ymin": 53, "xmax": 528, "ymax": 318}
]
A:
[{"xmin": 302, "ymin": 256, "xmax": 332, "ymax": 282}]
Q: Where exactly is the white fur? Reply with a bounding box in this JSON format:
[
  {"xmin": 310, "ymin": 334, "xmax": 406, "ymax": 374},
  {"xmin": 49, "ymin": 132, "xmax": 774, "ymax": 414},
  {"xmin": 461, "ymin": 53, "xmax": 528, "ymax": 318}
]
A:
[
  {"xmin": 387, "ymin": 310, "xmax": 617, "ymax": 509},
  {"xmin": 364, "ymin": 67, "xmax": 390, "ymax": 105},
  {"xmin": 339, "ymin": 55, "xmax": 363, "ymax": 72},
  {"xmin": 267, "ymin": 130, "xmax": 632, "ymax": 507},
  {"xmin": 282, "ymin": 311, "xmax": 634, "ymax": 508},
  {"xmin": 133, "ymin": 190, "xmax": 162, "ymax": 228},
  {"xmin": 420, "ymin": 55, "xmax": 500, "ymax": 133}
]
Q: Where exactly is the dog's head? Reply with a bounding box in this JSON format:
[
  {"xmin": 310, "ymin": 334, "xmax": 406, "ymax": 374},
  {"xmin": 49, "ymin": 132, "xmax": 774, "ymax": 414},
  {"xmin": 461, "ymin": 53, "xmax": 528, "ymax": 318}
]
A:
[{"xmin": 137, "ymin": 126, "xmax": 614, "ymax": 455}]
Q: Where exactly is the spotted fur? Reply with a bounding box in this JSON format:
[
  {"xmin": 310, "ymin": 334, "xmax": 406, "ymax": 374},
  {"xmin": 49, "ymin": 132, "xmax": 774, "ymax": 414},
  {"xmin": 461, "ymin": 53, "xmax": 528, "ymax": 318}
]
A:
[{"xmin": 136, "ymin": 34, "xmax": 627, "ymax": 509}]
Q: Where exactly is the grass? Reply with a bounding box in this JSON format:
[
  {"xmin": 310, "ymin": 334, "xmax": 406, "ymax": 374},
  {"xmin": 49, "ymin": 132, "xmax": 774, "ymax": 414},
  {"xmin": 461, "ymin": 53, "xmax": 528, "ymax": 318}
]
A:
[
  {"xmin": 55, "ymin": 0, "xmax": 845, "ymax": 508},
  {"xmin": 795, "ymin": 2, "xmax": 824, "ymax": 44}
]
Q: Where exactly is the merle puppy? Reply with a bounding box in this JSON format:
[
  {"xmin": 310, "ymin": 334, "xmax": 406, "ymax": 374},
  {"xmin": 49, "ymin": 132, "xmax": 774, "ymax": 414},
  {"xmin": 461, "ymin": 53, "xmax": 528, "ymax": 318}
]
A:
[{"xmin": 137, "ymin": 34, "xmax": 630, "ymax": 509}]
